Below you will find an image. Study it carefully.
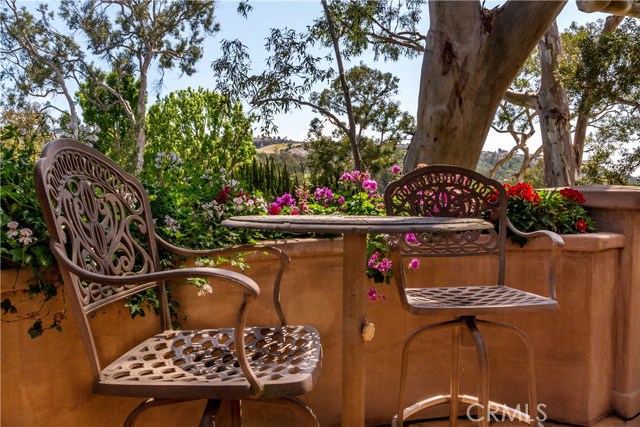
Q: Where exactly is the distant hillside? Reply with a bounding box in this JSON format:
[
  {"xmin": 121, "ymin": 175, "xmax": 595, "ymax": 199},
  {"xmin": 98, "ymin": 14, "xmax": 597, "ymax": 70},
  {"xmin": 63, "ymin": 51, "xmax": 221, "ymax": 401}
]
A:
[
  {"xmin": 255, "ymin": 139, "xmax": 533, "ymax": 182},
  {"xmin": 477, "ymin": 150, "xmax": 531, "ymax": 182}
]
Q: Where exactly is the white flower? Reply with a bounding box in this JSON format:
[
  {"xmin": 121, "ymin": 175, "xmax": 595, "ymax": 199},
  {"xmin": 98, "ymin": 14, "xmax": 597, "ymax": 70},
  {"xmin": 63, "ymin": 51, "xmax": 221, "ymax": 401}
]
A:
[
  {"xmin": 67, "ymin": 122, "xmax": 78, "ymax": 131},
  {"xmin": 233, "ymin": 197, "xmax": 243, "ymax": 205},
  {"xmin": 168, "ymin": 152, "xmax": 182, "ymax": 164},
  {"xmin": 7, "ymin": 221, "xmax": 19, "ymax": 230},
  {"xmin": 197, "ymin": 283, "xmax": 213, "ymax": 296},
  {"xmin": 194, "ymin": 260, "xmax": 204, "ymax": 267},
  {"xmin": 164, "ymin": 215, "xmax": 180, "ymax": 232},
  {"xmin": 18, "ymin": 228, "xmax": 33, "ymax": 245}
]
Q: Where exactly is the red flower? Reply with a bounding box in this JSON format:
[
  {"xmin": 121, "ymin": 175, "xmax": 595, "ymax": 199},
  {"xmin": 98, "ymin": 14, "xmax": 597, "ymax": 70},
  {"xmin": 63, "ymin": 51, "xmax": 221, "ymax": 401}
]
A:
[
  {"xmin": 487, "ymin": 189, "xmax": 500, "ymax": 204},
  {"xmin": 504, "ymin": 183, "xmax": 541, "ymax": 204},
  {"xmin": 575, "ymin": 219, "xmax": 588, "ymax": 232},
  {"xmin": 560, "ymin": 188, "xmax": 586, "ymax": 204},
  {"xmin": 215, "ymin": 186, "xmax": 231, "ymax": 204},
  {"xmin": 267, "ymin": 203, "xmax": 281, "ymax": 215}
]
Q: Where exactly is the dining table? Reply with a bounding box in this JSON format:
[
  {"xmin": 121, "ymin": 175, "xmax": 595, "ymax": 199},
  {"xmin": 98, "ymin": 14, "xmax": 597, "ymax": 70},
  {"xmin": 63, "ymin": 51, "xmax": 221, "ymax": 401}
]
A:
[{"xmin": 221, "ymin": 214, "xmax": 494, "ymax": 426}]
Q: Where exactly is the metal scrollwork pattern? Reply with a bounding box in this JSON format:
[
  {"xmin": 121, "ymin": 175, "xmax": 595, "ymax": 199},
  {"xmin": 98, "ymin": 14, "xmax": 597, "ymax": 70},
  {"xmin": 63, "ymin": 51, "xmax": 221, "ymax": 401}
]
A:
[
  {"xmin": 43, "ymin": 147, "xmax": 156, "ymax": 310},
  {"xmin": 384, "ymin": 166, "xmax": 506, "ymax": 256}
]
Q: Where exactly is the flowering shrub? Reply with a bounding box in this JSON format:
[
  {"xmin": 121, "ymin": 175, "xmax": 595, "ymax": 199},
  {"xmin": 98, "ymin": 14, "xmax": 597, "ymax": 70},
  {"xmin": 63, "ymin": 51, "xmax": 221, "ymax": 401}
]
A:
[
  {"xmin": 1, "ymin": 125, "xmax": 63, "ymax": 338},
  {"xmin": 268, "ymin": 166, "xmax": 406, "ymax": 301},
  {"xmin": 504, "ymin": 183, "xmax": 596, "ymax": 244}
]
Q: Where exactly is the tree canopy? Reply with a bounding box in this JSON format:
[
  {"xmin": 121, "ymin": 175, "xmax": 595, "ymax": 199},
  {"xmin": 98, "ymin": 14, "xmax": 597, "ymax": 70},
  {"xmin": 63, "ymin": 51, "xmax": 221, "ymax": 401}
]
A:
[
  {"xmin": 144, "ymin": 88, "xmax": 255, "ymax": 181},
  {"xmin": 2, "ymin": 0, "xmax": 219, "ymax": 172}
]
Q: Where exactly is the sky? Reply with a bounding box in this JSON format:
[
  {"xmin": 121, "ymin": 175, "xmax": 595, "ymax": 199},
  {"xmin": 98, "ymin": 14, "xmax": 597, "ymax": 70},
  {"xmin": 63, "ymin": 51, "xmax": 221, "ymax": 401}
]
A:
[
  {"xmin": 17, "ymin": 1, "xmax": 605, "ymax": 152},
  {"xmin": 154, "ymin": 0, "xmax": 600, "ymax": 152}
]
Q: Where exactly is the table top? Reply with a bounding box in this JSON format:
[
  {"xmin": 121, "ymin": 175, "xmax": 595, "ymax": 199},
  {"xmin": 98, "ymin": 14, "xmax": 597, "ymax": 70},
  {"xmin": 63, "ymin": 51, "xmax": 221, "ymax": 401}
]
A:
[{"xmin": 222, "ymin": 215, "xmax": 494, "ymax": 234}]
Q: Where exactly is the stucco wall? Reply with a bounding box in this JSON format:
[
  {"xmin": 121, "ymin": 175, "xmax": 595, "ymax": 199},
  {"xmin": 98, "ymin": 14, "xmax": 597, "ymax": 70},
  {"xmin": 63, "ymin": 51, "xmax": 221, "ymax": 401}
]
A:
[{"xmin": 1, "ymin": 232, "xmax": 625, "ymax": 427}]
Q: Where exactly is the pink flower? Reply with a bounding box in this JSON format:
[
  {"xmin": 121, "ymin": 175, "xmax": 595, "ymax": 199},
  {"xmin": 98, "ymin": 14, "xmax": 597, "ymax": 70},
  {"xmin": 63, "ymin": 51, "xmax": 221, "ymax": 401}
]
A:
[
  {"xmin": 295, "ymin": 187, "xmax": 309, "ymax": 200},
  {"xmin": 405, "ymin": 233, "xmax": 418, "ymax": 245},
  {"xmin": 367, "ymin": 287, "xmax": 387, "ymax": 302},
  {"xmin": 18, "ymin": 228, "xmax": 33, "ymax": 245},
  {"xmin": 290, "ymin": 209, "xmax": 300, "ymax": 215},
  {"xmin": 268, "ymin": 203, "xmax": 281, "ymax": 215},
  {"xmin": 390, "ymin": 165, "xmax": 401, "ymax": 174},
  {"xmin": 362, "ymin": 180, "xmax": 378, "ymax": 193},
  {"xmin": 367, "ymin": 252, "xmax": 379, "ymax": 268},
  {"xmin": 408, "ymin": 259, "xmax": 420, "ymax": 270},
  {"xmin": 339, "ymin": 172, "xmax": 355, "ymax": 182},
  {"xmin": 337, "ymin": 196, "xmax": 345, "ymax": 205},
  {"xmin": 276, "ymin": 193, "xmax": 296, "ymax": 207},
  {"xmin": 376, "ymin": 258, "xmax": 392, "ymax": 273},
  {"xmin": 313, "ymin": 187, "xmax": 334, "ymax": 201}
]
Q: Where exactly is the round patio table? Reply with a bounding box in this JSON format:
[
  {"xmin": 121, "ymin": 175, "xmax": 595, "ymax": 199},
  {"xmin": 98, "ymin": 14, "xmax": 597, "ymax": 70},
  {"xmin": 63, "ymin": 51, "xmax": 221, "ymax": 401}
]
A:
[{"xmin": 222, "ymin": 215, "xmax": 494, "ymax": 426}]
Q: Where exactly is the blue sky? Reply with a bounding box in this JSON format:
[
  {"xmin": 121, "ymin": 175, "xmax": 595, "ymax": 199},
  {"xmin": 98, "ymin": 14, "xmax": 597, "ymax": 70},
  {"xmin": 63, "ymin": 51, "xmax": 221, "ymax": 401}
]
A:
[
  {"xmin": 19, "ymin": 1, "xmax": 603, "ymax": 152},
  {"xmin": 161, "ymin": 0, "xmax": 598, "ymax": 151}
]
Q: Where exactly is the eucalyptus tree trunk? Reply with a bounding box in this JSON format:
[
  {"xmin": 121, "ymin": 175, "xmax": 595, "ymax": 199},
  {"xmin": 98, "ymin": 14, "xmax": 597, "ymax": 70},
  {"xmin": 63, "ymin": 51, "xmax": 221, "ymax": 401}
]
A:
[
  {"xmin": 404, "ymin": 1, "xmax": 565, "ymax": 172},
  {"xmin": 536, "ymin": 21, "xmax": 576, "ymax": 186}
]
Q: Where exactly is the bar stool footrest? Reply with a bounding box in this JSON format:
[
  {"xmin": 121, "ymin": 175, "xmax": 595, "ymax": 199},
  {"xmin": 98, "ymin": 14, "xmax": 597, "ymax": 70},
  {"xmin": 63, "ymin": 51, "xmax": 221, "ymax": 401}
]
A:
[{"xmin": 391, "ymin": 394, "xmax": 535, "ymax": 427}]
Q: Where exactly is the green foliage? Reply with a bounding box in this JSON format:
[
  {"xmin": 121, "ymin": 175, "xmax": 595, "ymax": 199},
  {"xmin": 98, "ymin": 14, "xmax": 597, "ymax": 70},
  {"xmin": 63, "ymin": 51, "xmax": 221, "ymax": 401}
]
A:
[
  {"xmin": 309, "ymin": 0, "xmax": 426, "ymax": 61},
  {"xmin": 304, "ymin": 119, "xmax": 353, "ymax": 187},
  {"xmin": 558, "ymin": 19, "xmax": 640, "ymax": 114},
  {"xmin": 235, "ymin": 157, "xmax": 300, "ymax": 201},
  {"xmin": 308, "ymin": 63, "xmax": 414, "ymax": 173},
  {"xmin": 558, "ymin": 18, "xmax": 640, "ymax": 182},
  {"xmin": 0, "ymin": 114, "xmax": 65, "ymax": 337},
  {"xmin": 145, "ymin": 88, "xmax": 255, "ymax": 180},
  {"xmin": 579, "ymin": 133, "xmax": 640, "ymax": 185},
  {"xmin": 0, "ymin": 2, "xmax": 83, "ymax": 112},
  {"xmin": 76, "ymin": 70, "xmax": 140, "ymax": 172}
]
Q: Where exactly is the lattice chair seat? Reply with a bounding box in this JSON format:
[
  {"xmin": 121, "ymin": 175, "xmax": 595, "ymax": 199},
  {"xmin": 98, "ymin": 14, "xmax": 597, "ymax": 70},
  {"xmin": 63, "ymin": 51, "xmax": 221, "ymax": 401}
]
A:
[
  {"xmin": 404, "ymin": 285, "xmax": 558, "ymax": 316},
  {"xmin": 34, "ymin": 139, "xmax": 323, "ymax": 426},
  {"xmin": 99, "ymin": 326, "xmax": 322, "ymax": 400}
]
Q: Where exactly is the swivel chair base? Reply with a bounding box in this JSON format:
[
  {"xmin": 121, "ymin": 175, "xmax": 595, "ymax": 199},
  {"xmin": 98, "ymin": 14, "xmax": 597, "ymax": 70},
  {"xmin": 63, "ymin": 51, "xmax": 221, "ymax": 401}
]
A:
[{"xmin": 394, "ymin": 316, "xmax": 540, "ymax": 427}]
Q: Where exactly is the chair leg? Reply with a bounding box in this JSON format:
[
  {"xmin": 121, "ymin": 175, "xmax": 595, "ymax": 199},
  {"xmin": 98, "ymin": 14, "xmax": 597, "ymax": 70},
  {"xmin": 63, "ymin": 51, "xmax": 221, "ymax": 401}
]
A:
[
  {"xmin": 229, "ymin": 400, "xmax": 242, "ymax": 427},
  {"xmin": 123, "ymin": 398, "xmax": 186, "ymax": 427},
  {"xmin": 199, "ymin": 400, "xmax": 222, "ymax": 427},
  {"xmin": 260, "ymin": 397, "xmax": 320, "ymax": 427},
  {"xmin": 477, "ymin": 319, "xmax": 539, "ymax": 425},
  {"xmin": 395, "ymin": 318, "xmax": 465, "ymax": 427},
  {"xmin": 465, "ymin": 317, "xmax": 489, "ymax": 427},
  {"xmin": 449, "ymin": 326, "xmax": 462, "ymax": 427}
]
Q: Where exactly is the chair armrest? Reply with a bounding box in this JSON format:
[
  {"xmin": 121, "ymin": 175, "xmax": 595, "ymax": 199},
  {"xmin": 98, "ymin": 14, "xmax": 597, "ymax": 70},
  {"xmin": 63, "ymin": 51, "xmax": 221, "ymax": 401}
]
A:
[
  {"xmin": 506, "ymin": 218, "xmax": 564, "ymax": 300},
  {"xmin": 154, "ymin": 233, "xmax": 291, "ymax": 326},
  {"xmin": 53, "ymin": 242, "xmax": 267, "ymax": 396},
  {"xmin": 51, "ymin": 243, "xmax": 259, "ymax": 297}
]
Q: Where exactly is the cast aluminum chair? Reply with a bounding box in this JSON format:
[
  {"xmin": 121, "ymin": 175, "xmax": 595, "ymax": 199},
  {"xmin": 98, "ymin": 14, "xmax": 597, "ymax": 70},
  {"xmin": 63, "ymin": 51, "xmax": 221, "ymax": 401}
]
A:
[
  {"xmin": 384, "ymin": 165, "xmax": 563, "ymax": 427},
  {"xmin": 34, "ymin": 138, "xmax": 322, "ymax": 427}
]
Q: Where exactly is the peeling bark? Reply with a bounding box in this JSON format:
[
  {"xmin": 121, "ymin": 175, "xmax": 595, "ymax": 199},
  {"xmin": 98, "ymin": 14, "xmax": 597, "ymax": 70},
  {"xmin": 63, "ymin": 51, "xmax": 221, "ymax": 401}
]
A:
[
  {"xmin": 404, "ymin": 0, "xmax": 566, "ymax": 171},
  {"xmin": 537, "ymin": 21, "xmax": 576, "ymax": 186}
]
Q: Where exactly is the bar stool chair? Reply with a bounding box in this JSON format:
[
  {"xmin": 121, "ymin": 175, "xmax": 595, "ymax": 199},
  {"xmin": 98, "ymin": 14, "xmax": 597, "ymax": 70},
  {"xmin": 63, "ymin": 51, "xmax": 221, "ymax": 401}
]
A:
[
  {"xmin": 384, "ymin": 165, "xmax": 563, "ymax": 427},
  {"xmin": 34, "ymin": 138, "xmax": 322, "ymax": 426}
]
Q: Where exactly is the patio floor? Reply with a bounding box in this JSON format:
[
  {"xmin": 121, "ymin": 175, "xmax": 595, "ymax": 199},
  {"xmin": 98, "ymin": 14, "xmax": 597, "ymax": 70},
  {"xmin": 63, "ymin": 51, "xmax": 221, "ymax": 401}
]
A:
[{"xmin": 376, "ymin": 414, "xmax": 640, "ymax": 427}]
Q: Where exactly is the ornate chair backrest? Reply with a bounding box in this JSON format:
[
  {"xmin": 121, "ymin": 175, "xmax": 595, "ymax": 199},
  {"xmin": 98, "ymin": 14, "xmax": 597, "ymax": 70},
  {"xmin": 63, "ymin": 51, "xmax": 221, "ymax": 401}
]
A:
[
  {"xmin": 384, "ymin": 165, "xmax": 508, "ymax": 287},
  {"xmin": 34, "ymin": 139, "xmax": 169, "ymax": 373}
]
